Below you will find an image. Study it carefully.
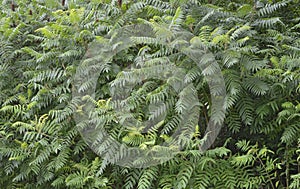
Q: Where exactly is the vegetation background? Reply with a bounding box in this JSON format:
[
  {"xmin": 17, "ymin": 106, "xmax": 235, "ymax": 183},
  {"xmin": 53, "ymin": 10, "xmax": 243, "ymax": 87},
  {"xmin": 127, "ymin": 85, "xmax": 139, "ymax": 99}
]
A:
[{"xmin": 0, "ymin": 0, "xmax": 299, "ymax": 188}]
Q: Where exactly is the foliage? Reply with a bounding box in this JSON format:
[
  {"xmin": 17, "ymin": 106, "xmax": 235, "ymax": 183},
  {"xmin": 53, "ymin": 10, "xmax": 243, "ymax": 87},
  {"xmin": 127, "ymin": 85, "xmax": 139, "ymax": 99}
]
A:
[{"xmin": 0, "ymin": 0, "xmax": 299, "ymax": 188}]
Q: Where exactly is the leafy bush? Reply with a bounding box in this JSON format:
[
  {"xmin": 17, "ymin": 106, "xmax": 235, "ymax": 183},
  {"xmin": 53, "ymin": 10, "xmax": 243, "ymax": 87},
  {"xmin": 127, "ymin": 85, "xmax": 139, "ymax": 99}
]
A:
[{"xmin": 0, "ymin": 0, "xmax": 299, "ymax": 188}]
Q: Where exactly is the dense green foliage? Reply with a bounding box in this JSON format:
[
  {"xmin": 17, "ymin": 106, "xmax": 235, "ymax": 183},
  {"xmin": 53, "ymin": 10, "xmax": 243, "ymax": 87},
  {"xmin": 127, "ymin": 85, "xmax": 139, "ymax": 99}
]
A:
[{"xmin": 0, "ymin": 0, "xmax": 299, "ymax": 188}]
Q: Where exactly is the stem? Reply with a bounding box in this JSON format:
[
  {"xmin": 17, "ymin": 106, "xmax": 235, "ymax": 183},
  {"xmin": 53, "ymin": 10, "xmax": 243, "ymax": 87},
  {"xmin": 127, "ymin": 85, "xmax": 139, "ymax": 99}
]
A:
[
  {"xmin": 257, "ymin": 157, "xmax": 275, "ymax": 189},
  {"xmin": 286, "ymin": 145, "xmax": 290, "ymax": 189},
  {"xmin": 202, "ymin": 106, "xmax": 209, "ymax": 126}
]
